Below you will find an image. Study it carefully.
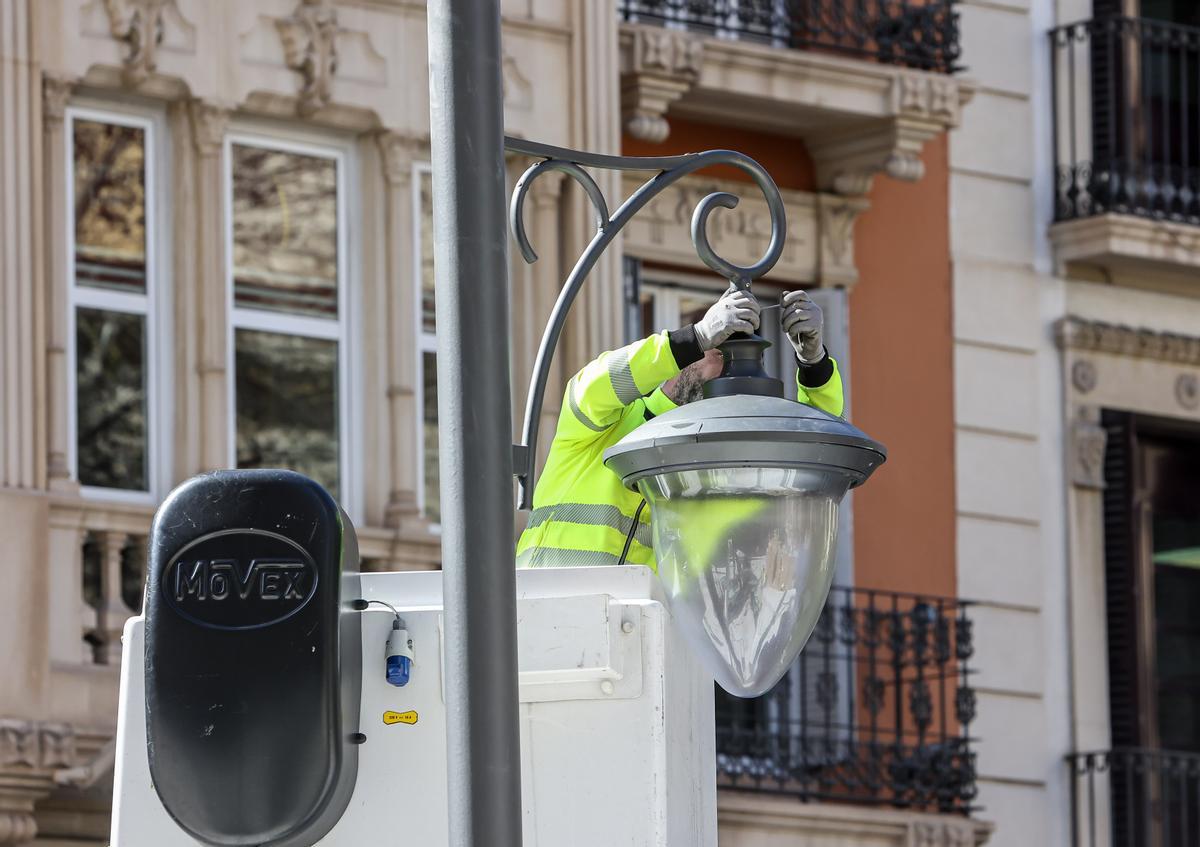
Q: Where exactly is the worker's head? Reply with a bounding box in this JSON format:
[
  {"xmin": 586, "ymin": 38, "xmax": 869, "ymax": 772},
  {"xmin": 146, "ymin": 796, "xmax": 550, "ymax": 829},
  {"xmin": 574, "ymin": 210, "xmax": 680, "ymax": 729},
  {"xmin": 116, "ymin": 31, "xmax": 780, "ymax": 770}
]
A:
[{"xmin": 662, "ymin": 348, "xmax": 724, "ymax": 405}]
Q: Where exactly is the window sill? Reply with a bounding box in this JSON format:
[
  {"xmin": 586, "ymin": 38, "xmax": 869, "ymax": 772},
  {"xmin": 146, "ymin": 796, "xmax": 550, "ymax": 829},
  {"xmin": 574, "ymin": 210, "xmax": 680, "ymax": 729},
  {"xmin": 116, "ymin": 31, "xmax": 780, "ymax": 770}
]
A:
[
  {"xmin": 1050, "ymin": 214, "xmax": 1200, "ymax": 295},
  {"xmin": 717, "ymin": 792, "xmax": 994, "ymax": 847}
]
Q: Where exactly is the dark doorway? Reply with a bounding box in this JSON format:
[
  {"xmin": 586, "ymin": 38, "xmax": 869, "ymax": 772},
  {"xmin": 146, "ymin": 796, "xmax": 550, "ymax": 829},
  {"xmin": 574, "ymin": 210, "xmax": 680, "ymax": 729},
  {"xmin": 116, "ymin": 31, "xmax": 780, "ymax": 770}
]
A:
[{"xmin": 1101, "ymin": 410, "xmax": 1200, "ymax": 846}]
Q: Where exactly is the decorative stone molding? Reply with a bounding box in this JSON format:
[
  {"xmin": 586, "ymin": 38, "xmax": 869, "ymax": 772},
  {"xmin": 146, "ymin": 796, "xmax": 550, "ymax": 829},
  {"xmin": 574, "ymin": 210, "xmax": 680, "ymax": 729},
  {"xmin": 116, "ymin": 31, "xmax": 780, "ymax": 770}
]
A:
[
  {"xmin": 717, "ymin": 791, "xmax": 992, "ymax": 847},
  {"xmin": 377, "ymin": 131, "xmax": 420, "ymax": 188},
  {"xmin": 621, "ymin": 172, "xmax": 867, "ymax": 287},
  {"xmin": 1177, "ymin": 373, "xmax": 1199, "ymax": 411},
  {"xmin": 501, "ymin": 53, "xmax": 533, "ymax": 112},
  {"xmin": 1055, "ymin": 316, "xmax": 1200, "ymax": 365},
  {"xmin": 0, "ymin": 810, "xmax": 37, "ymax": 846},
  {"xmin": 0, "ymin": 722, "xmax": 77, "ymax": 772},
  {"xmin": 0, "ymin": 721, "xmax": 84, "ymax": 845},
  {"xmin": 102, "ymin": 0, "xmax": 168, "ymax": 86},
  {"xmin": 619, "ymin": 27, "xmax": 703, "ymax": 143},
  {"xmin": 277, "ymin": 0, "xmax": 339, "ymax": 117},
  {"xmin": 1070, "ymin": 407, "xmax": 1107, "ymax": 491},
  {"xmin": 1071, "ymin": 359, "xmax": 1097, "ymax": 394},
  {"xmin": 809, "ymin": 73, "xmax": 964, "ymax": 195},
  {"xmin": 618, "ymin": 23, "xmax": 973, "ymax": 191},
  {"xmin": 187, "ymin": 99, "xmax": 231, "ymax": 157},
  {"xmin": 41, "ymin": 76, "xmax": 74, "ymax": 128}
]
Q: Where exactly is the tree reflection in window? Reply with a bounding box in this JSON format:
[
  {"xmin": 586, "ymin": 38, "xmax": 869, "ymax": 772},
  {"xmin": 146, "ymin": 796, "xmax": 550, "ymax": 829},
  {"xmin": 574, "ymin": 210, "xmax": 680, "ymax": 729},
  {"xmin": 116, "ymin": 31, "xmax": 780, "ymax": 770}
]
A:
[
  {"xmin": 76, "ymin": 309, "xmax": 147, "ymax": 489},
  {"xmin": 72, "ymin": 117, "xmax": 151, "ymax": 491},
  {"xmin": 235, "ymin": 329, "xmax": 339, "ymax": 499},
  {"xmin": 232, "ymin": 145, "xmax": 338, "ymax": 318}
]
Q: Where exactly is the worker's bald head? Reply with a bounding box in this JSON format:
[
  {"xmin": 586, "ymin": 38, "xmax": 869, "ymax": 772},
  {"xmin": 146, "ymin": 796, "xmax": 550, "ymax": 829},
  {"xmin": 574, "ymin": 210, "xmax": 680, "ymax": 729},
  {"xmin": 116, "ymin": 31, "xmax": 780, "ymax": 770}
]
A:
[{"xmin": 662, "ymin": 349, "xmax": 724, "ymax": 405}]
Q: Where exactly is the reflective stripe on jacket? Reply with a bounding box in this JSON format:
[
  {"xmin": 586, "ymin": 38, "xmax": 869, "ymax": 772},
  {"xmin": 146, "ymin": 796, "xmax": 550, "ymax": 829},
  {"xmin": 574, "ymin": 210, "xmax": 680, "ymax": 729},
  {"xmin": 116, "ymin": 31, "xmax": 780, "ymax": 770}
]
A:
[{"xmin": 515, "ymin": 329, "xmax": 845, "ymax": 572}]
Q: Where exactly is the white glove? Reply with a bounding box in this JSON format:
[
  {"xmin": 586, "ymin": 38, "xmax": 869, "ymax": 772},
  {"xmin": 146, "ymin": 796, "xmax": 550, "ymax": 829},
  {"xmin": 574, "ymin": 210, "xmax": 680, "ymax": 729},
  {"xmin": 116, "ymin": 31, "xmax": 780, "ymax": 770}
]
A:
[
  {"xmin": 693, "ymin": 286, "xmax": 761, "ymax": 351},
  {"xmin": 781, "ymin": 289, "xmax": 824, "ymax": 364}
]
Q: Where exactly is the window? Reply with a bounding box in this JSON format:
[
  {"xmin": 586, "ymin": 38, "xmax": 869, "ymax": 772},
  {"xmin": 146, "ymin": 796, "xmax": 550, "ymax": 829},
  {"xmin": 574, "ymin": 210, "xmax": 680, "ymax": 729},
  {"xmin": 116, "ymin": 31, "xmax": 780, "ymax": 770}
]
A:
[
  {"xmin": 415, "ymin": 164, "xmax": 440, "ymax": 524},
  {"xmin": 67, "ymin": 109, "xmax": 163, "ymax": 498},
  {"xmin": 226, "ymin": 136, "xmax": 349, "ymax": 504}
]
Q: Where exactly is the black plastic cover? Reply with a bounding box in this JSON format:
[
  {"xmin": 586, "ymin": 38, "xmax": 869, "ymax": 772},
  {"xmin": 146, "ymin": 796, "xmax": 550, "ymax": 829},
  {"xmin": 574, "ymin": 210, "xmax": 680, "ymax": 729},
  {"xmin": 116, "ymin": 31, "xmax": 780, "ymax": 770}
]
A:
[{"xmin": 143, "ymin": 469, "xmax": 361, "ymax": 847}]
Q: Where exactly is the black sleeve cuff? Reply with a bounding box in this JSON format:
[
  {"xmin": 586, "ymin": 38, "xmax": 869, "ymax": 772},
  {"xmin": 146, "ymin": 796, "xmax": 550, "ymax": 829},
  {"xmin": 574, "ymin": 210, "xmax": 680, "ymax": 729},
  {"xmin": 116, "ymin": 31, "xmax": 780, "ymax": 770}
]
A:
[
  {"xmin": 668, "ymin": 325, "xmax": 705, "ymax": 369},
  {"xmin": 797, "ymin": 348, "xmax": 834, "ymax": 388}
]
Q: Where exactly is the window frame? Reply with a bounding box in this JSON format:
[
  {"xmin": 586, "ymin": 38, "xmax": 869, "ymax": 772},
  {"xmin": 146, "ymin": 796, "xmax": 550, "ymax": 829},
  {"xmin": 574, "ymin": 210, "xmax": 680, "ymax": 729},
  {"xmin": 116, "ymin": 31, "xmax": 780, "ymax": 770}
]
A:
[
  {"xmin": 65, "ymin": 103, "xmax": 172, "ymax": 504},
  {"xmin": 222, "ymin": 128, "xmax": 359, "ymax": 519},
  {"xmin": 413, "ymin": 160, "xmax": 441, "ymax": 528}
]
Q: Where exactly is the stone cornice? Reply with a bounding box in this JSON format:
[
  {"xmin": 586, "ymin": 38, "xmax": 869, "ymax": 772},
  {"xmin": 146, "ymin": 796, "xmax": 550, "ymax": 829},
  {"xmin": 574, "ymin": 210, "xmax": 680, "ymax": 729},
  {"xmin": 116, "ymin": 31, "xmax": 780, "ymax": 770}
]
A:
[
  {"xmin": 1055, "ymin": 316, "xmax": 1200, "ymax": 366},
  {"xmin": 619, "ymin": 23, "xmax": 975, "ymax": 195}
]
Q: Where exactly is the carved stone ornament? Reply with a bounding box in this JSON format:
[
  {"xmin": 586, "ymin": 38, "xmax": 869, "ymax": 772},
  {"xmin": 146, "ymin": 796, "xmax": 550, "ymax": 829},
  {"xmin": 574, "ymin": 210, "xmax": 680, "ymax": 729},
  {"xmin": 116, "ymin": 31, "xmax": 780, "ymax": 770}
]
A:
[
  {"xmin": 910, "ymin": 819, "xmax": 977, "ymax": 847},
  {"xmin": 0, "ymin": 719, "xmax": 77, "ymax": 772},
  {"xmin": 376, "ymin": 132, "xmax": 420, "ymax": 187},
  {"xmin": 0, "ymin": 810, "xmax": 38, "ymax": 846},
  {"xmin": 103, "ymin": 0, "xmax": 168, "ymax": 86},
  {"xmin": 42, "ymin": 75, "xmax": 75, "ymax": 127},
  {"xmin": 188, "ymin": 99, "xmax": 231, "ymax": 157},
  {"xmin": 806, "ymin": 72, "xmax": 967, "ymax": 196},
  {"xmin": 1070, "ymin": 407, "xmax": 1107, "ymax": 490},
  {"xmin": 620, "ymin": 27, "xmax": 703, "ymax": 143},
  {"xmin": 1056, "ymin": 316, "xmax": 1200, "ymax": 366},
  {"xmin": 277, "ymin": 0, "xmax": 339, "ymax": 118},
  {"xmin": 1071, "ymin": 359, "xmax": 1097, "ymax": 394},
  {"xmin": 1177, "ymin": 373, "xmax": 1200, "ymax": 411}
]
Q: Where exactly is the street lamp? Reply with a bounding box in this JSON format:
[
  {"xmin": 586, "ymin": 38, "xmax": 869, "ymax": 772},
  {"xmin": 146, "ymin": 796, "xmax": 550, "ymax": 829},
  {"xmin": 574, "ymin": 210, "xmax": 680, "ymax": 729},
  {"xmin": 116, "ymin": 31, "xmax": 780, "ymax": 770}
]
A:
[{"xmin": 603, "ymin": 396, "xmax": 885, "ymax": 696}]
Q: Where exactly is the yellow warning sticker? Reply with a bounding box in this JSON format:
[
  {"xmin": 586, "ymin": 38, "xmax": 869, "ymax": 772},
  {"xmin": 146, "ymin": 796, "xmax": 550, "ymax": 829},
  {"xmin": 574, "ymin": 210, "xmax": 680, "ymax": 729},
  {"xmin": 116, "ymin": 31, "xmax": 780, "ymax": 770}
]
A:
[{"xmin": 383, "ymin": 710, "xmax": 418, "ymax": 726}]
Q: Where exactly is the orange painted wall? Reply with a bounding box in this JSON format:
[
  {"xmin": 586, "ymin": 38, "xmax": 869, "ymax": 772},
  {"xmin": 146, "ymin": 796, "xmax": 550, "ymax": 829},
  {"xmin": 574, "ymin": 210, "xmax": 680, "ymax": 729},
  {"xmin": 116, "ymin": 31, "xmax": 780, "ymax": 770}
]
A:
[
  {"xmin": 849, "ymin": 135, "xmax": 955, "ymax": 599},
  {"xmin": 622, "ymin": 123, "xmax": 956, "ymax": 600},
  {"xmin": 623, "ymin": 118, "xmax": 816, "ymax": 191}
]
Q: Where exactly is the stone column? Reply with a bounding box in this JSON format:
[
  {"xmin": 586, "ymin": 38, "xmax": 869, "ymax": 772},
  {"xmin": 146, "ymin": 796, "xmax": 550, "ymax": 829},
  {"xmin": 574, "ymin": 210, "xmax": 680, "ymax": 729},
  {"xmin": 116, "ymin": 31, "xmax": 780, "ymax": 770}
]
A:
[
  {"xmin": 0, "ymin": 0, "xmax": 46, "ymax": 490},
  {"xmin": 376, "ymin": 131, "xmax": 422, "ymax": 528},
  {"xmin": 98, "ymin": 531, "xmax": 131, "ymax": 665},
  {"xmin": 42, "ymin": 75, "xmax": 75, "ymax": 490},
  {"xmin": 169, "ymin": 100, "xmax": 202, "ymax": 480},
  {"xmin": 187, "ymin": 100, "xmax": 232, "ymax": 472},
  {"xmin": 563, "ymin": 0, "xmax": 623, "ymax": 376}
]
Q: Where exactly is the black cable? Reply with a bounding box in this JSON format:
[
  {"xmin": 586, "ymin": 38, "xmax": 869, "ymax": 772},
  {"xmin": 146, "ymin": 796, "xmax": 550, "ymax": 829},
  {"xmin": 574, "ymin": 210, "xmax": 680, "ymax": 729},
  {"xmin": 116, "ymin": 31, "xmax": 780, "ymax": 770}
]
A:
[{"xmin": 617, "ymin": 500, "xmax": 648, "ymax": 567}]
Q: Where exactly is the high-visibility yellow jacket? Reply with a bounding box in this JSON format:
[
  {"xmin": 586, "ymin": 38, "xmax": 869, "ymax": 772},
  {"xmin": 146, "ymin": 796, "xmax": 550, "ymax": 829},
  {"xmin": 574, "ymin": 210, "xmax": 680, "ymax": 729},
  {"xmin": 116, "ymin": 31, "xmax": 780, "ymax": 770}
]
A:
[{"xmin": 515, "ymin": 326, "xmax": 844, "ymax": 571}]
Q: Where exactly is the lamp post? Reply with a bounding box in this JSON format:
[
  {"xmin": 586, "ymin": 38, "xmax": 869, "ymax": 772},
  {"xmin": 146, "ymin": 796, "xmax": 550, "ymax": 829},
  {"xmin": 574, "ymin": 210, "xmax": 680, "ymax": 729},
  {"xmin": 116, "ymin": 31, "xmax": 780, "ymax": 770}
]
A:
[
  {"xmin": 425, "ymin": 3, "xmax": 522, "ymax": 847},
  {"xmin": 427, "ymin": 0, "xmax": 885, "ymax": 842}
]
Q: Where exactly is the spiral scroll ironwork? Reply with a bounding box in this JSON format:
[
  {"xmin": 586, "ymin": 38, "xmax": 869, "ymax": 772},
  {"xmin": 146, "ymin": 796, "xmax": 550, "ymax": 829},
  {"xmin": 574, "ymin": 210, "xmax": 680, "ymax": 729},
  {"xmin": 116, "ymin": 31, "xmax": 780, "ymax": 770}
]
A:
[{"xmin": 503, "ymin": 135, "xmax": 789, "ymax": 508}]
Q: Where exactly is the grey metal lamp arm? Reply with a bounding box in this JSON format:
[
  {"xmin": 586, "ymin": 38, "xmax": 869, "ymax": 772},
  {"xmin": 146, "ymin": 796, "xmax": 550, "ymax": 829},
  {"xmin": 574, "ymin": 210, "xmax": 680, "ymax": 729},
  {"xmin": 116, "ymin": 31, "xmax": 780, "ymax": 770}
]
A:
[{"xmin": 503, "ymin": 136, "xmax": 789, "ymax": 510}]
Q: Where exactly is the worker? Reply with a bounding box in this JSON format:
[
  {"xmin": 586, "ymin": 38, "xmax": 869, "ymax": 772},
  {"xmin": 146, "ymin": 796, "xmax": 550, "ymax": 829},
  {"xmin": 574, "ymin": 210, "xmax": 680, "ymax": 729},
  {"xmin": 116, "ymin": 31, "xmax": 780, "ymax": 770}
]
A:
[{"xmin": 515, "ymin": 286, "xmax": 844, "ymax": 571}]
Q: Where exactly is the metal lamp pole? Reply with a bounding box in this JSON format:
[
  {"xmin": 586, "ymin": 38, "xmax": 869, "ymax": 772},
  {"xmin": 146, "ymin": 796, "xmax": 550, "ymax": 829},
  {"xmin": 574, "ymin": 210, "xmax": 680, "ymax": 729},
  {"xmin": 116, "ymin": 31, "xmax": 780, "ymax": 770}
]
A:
[{"xmin": 426, "ymin": 2, "xmax": 523, "ymax": 846}]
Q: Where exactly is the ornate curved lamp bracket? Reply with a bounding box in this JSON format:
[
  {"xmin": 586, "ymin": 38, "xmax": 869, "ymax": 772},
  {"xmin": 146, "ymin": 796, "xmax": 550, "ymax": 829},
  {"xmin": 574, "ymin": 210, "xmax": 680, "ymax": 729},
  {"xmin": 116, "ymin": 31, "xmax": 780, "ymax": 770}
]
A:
[{"xmin": 504, "ymin": 136, "xmax": 788, "ymax": 509}]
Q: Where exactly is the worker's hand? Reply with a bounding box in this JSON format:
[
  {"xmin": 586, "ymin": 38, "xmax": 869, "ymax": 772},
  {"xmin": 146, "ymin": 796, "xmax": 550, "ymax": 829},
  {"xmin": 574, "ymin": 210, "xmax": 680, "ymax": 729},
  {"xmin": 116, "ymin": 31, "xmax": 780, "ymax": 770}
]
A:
[
  {"xmin": 782, "ymin": 290, "xmax": 825, "ymax": 364},
  {"xmin": 693, "ymin": 286, "xmax": 761, "ymax": 351}
]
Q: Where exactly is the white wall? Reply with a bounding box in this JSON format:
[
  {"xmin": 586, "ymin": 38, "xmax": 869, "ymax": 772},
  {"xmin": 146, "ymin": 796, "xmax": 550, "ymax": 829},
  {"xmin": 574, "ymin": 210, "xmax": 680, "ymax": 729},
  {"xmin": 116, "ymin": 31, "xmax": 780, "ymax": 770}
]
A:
[{"xmin": 950, "ymin": 0, "xmax": 1072, "ymax": 844}]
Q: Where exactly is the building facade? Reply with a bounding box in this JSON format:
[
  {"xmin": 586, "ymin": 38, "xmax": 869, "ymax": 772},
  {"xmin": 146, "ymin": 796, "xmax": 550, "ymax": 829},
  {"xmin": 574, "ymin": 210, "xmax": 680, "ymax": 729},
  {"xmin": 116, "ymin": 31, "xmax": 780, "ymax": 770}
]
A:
[{"xmin": 0, "ymin": 0, "xmax": 1007, "ymax": 845}]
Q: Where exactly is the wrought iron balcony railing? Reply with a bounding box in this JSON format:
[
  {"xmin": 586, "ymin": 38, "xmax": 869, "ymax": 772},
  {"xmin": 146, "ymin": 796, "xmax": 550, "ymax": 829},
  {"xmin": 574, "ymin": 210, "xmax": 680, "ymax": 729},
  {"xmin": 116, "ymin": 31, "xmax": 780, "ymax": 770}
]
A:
[
  {"xmin": 1068, "ymin": 748, "xmax": 1200, "ymax": 847},
  {"xmin": 715, "ymin": 585, "xmax": 977, "ymax": 814},
  {"xmin": 618, "ymin": 0, "xmax": 962, "ymax": 74},
  {"xmin": 1051, "ymin": 16, "xmax": 1200, "ymax": 224}
]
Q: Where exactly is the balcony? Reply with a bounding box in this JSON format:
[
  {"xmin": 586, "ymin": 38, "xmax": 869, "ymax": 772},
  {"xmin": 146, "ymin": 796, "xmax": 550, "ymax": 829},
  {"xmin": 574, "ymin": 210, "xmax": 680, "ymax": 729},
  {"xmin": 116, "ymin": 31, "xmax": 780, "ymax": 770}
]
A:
[
  {"xmin": 617, "ymin": 0, "xmax": 972, "ymax": 195},
  {"xmin": 1068, "ymin": 748, "xmax": 1200, "ymax": 847},
  {"xmin": 715, "ymin": 586, "xmax": 979, "ymax": 815},
  {"xmin": 619, "ymin": 0, "xmax": 961, "ymax": 72},
  {"xmin": 1050, "ymin": 17, "xmax": 1200, "ymax": 284}
]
